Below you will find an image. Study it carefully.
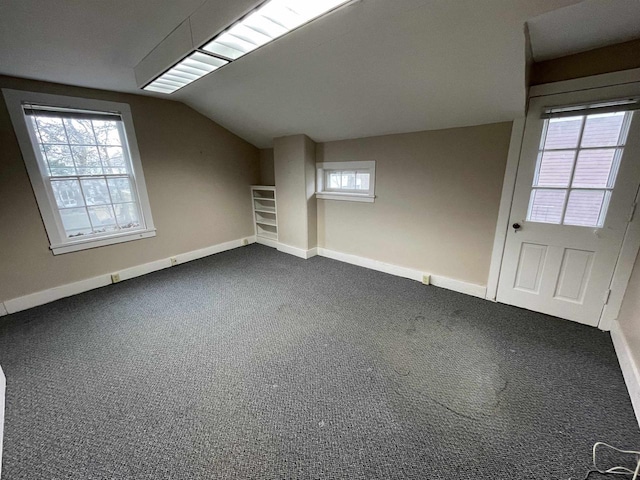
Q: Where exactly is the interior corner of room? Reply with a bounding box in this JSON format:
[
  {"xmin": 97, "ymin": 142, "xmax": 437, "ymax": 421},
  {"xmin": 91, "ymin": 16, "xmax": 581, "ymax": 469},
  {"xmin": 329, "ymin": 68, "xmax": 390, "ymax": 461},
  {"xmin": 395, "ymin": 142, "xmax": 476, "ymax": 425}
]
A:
[{"xmin": 2, "ymin": 0, "xmax": 640, "ymax": 478}]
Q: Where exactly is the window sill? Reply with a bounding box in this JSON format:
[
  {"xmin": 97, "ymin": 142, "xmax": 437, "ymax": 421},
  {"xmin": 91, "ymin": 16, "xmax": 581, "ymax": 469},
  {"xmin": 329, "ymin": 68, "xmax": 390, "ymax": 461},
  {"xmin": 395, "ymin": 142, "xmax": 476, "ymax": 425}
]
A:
[
  {"xmin": 315, "ymin": 192, "xmax": 375, "ymax": 203},
  {"xmin": 50, "ymin": 229, "xmax": 156, "ymax": 255}
]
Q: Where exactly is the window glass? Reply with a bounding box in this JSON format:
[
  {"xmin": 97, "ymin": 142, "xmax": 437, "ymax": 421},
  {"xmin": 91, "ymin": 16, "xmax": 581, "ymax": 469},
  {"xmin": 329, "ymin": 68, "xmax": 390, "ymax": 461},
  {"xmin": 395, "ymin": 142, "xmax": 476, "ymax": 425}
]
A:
[{"xmin": 526, "ymin": 111, "xmax": 632, "ymax": 228}]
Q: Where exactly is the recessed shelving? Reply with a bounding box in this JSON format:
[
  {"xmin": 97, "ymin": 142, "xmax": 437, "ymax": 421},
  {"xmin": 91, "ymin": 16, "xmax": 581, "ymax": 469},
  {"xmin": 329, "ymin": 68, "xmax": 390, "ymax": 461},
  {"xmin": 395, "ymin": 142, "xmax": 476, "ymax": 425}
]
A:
[{"xmin": 252, "ymin": 185, "xmax": 278, "ymax": 248}]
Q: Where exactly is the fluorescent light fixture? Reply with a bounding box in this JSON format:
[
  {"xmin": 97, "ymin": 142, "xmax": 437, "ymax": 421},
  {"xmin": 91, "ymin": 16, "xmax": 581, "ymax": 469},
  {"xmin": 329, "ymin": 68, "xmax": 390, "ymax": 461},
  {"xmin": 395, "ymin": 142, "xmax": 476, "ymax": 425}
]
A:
[
  {"xmin": 142, "ymin": 0, "xmax": 350, "ymax": 94},
  {"xmin": 202, "ymin": 0, "xmax": 351, "ymax": 60},
  {"xmin": 143, "ymin": 52, "xmax": 228, "ymax": 94}
]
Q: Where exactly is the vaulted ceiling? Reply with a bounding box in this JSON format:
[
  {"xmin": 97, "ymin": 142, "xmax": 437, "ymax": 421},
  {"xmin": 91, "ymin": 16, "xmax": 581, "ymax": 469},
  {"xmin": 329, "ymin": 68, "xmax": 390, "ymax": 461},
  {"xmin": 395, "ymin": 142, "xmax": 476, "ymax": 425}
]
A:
[{"xmin": 1, "ymin": 0, "xmax": 638, "ymax": 148}]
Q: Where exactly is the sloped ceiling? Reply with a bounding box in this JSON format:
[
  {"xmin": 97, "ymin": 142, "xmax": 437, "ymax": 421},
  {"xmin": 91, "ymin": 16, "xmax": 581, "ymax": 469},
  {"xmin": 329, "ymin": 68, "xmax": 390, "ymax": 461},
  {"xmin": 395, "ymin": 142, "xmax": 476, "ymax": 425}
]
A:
[{"xmin": 0, "ymin": 0, "xmax": 615, "ymax": 148}]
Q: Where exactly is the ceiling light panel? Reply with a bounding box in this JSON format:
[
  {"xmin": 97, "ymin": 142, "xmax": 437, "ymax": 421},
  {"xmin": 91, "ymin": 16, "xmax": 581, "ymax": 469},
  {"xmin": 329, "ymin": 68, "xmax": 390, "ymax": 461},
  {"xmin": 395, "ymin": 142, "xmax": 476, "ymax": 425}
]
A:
[
  {"xmin": 202, "ymin": 0, "xmax": 350, "ymax": 60},
  {"xmin": 144, "ymin": 52, "xmax": 228, "ymax": 94}
]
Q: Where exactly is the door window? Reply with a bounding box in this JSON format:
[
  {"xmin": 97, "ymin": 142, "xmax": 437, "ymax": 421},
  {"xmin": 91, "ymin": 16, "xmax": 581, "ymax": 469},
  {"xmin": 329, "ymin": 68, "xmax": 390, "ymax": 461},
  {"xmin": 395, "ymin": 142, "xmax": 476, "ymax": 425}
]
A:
[{"xmin": 527, "ymin": 111, "xmax": 634, "ymax": 227}]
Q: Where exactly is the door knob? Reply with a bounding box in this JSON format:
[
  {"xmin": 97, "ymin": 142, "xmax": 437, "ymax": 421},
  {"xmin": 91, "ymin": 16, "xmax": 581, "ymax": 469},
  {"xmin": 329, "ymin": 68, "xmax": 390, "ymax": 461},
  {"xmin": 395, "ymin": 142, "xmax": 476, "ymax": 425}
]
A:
[{"xmin": 513, "ymin": 223, "xmax": 521, "ymax": 231}]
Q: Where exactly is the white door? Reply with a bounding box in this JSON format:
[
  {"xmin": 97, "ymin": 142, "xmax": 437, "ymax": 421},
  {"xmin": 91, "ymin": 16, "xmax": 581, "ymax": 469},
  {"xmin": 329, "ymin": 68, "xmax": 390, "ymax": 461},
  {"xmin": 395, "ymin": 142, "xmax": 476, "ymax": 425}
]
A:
[{"xmin": 497, "ymin": 84, "xmax": 640, "ymax": 327}]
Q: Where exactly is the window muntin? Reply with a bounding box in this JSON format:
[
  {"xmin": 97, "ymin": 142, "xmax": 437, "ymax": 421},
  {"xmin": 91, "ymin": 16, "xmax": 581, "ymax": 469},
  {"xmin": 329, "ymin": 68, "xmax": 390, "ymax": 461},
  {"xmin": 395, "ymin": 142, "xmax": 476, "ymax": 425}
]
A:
[
  {"xmin": 316, "ymin": 161, "xmax": 376, "ymax": 202},
  {"xmin": 325, "ymin": 169, "xmax": 371, "ymax": 193},
  {"xmin": 25, "ymin": 107, "xmax": 145, "ymax": 240},
  {"xmin": 527, "ymin": 111, "xmax": 633, "ymax": 227}
]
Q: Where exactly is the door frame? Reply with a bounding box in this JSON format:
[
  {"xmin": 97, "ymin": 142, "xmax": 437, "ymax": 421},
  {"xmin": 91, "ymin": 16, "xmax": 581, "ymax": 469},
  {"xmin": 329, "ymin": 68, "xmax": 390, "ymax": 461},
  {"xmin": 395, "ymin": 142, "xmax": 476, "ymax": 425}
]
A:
[{"xmin": 486, "ymin": 67, "xmax": 640, "ymax": 330}]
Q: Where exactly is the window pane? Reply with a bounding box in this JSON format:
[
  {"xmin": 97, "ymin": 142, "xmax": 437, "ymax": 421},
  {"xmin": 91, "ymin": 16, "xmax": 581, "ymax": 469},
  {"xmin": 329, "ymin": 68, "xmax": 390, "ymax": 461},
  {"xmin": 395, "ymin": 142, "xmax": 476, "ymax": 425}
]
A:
[
  {"xmin": 88, "ymin": 205, "xmax": 117, "ymax": 232},
  {"xmin": 341, "ymin": 171, "xmax": 356, "ymax": 189},
  {"xmin": 42, "ymin": 144, "xmax": 75, "ymax": 175},
  {"xmin": 92, "ymin": 120, "xmax": 122, "ymax": 145},
  {"xmin": 327, "ymin": 172, "xmax": 341, "ymax": 189},
  {"xmin": 51, "ymin": 179, "xmax": 84, "ymax": 208},
  {"xmin": 63, "ymin": 118, "xmax": 96, "ymax": 145},
  {"xmin": 563, "ymin": 190, "xmax": 606, "ymax": 227},
  {"xmin": 114, "ymin": 203, "xmax": 140, "ymax": 229},
  {"xmin": 581, "ymin": 112, "xmax": 625, "ymax": 148},
  {"xmin": 99, "ymin": 146, "xmax": 126, "ymax": 174},
  {"xmin": 107, "ymin": 177, "xmax": 134, "ymax": 203},
  {"xmin": 528, "ymin": 189, "xmax": 567, "ymax": 224},
  {"xmin": 60, "ymin": 207, "xmax": 92, "ymax": 237},
  {"xmin": 572, "ymin": 149, "xmax": 616, "ymax": 188},
  {"xmin": 355, "ymin": 172, "xmax": 370, "ymax": 190},
  {"xmin": 34, "ymin": 116, "xmax": 68, "ymax": 144},
  {"xmin": 81, "ymin": 178, "xmax": 111, "ymax": 205},
  {"xmin": 543, "ymin": 117, "xmax": 582, "ymax": 150},
  {"xmin": 535, "ymin": 151, "xmax": 575, "ymax": 187},
  {"xmin": 71, "ymin": 146, "xmax": 102, "ymax": 175}
]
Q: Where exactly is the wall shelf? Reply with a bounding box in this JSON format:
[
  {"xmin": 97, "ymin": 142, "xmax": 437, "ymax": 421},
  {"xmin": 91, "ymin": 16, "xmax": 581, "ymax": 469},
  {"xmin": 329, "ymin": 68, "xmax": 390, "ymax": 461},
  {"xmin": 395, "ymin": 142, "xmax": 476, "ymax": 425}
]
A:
[{"xmin": 251, "ymin": 186, "xmax": 278, "ymax": 248}]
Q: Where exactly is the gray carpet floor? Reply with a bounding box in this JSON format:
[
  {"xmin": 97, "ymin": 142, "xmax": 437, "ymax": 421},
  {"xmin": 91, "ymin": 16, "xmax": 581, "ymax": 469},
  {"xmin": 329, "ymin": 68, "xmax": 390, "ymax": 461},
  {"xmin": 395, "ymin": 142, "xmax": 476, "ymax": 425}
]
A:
[{"xmin": 0, "ymin": 244, "xmax": 638, "ymax": 479}]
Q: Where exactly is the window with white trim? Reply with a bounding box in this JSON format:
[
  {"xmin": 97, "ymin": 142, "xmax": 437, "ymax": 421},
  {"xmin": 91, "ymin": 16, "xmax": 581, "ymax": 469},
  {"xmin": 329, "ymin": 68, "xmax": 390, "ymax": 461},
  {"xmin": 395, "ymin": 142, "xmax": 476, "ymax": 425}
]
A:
[
  {"xmin": 528, "ymin": 105, "xmax": 635, "ymax": 228},
  {"xmin": 3, "ymin": 90, "xmax": 156, "ymax": 254},
  {"xmin": 316, "ymin": 161, "xmax": 375, "ymax": 202}
]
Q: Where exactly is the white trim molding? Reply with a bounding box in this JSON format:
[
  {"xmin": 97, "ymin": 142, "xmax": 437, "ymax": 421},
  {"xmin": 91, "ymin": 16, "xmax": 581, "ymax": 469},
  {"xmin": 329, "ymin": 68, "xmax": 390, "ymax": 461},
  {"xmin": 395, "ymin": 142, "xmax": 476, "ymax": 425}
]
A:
[
  {"xmin": 316, "ymin": 160, "xmax": 376, "ymax": 203},
  {"xmin": 317, "ymin": 248, "xmax": 487, "ymax": 298},
  {"xmin": 529, "ymin": 68, "xmax": 640, "ymax": 99},
  {"xmin": 277, "ymin": 242, "xmax": 318, "ymax": 259},
  {"xmin": 0, "ymin": 303, "xmax": 7, "ymax": 317},
  {"xmin": 486, "ymin": 117, "xmax": 526, "ymax": 301},
  {"xmin": 256, "ymin": 235, "xmax": 278, "ymax": 249},
  {"xmin": 315, "ymin": 192, "xmax": 375, "ymax": 203},
  {"xmin": 611, "ymin": 320, "xmax": 640, "ymax": 427},
  {"xmin": 1, "ymin": 236, "xmax": 255, "ymax": 315},
  {"xmin": 2, "ymin": 89, "xmax": 157, "ymax": 255}
]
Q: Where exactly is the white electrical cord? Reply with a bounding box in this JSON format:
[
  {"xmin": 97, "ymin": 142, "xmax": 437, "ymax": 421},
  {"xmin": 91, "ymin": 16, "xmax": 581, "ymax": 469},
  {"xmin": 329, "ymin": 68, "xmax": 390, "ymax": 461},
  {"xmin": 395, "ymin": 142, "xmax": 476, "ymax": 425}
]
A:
[{"xmin": 579, "ymin": 442, "xmax": 640, "ymax": 479}]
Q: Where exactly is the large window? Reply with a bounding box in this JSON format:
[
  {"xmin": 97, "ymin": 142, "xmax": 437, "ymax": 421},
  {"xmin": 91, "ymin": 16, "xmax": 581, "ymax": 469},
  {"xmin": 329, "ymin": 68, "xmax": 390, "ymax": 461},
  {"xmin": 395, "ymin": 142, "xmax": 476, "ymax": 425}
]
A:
[
  {"xmin": 3, "ymin": 90, "xmax": 155, "ymax": 254},
  {"xmin": 527, "ymin": 109, "xmax": 634, "ymax": 227},
  {"xmin": 316, "ymin": 161, "xmax": 376, "ymax": 202}
]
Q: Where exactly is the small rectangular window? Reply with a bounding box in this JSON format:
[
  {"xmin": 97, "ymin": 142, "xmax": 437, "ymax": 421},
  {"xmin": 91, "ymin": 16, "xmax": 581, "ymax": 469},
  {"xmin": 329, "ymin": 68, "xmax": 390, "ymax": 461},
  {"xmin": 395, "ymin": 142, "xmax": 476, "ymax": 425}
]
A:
[
  {"xmin": 527, "ymin": 110, "xmax": 633, "ymax": 228},
  {"xmin": 3, "ymin": 90, "xmax": 156, "ymax": 254},
  {"xmin": 316, "ymin": 161, "xmax": 375, "ymax": 202}
]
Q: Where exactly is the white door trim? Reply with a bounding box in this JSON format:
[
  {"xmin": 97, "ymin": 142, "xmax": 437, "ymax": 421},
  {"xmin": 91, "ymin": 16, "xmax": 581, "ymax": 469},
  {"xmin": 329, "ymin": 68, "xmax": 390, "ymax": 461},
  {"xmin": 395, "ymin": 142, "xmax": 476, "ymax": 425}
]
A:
[
  {"xmin": 489, "ymin": 69, "xmax": 640, "ymax": 330},
  {"xmin": 486, "ymin": 118, "xmax": 526, "ymax": 301},
  {"xmin": 599, "ymin": 185, "xmax": 640, "ymax": 331}
]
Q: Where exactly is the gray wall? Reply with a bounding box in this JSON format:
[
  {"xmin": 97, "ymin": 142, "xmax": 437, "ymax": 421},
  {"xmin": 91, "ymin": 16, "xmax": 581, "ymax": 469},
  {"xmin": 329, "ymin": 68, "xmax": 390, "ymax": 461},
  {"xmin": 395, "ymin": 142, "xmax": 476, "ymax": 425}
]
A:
[{"xmin": 0, "ymin": 75, "xmax": 260, "ymax": 301}]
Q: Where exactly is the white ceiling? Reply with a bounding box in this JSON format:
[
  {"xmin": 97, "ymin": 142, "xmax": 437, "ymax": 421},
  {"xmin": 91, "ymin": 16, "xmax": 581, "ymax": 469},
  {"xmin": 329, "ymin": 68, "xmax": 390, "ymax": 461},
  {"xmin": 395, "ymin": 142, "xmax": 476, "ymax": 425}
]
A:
[
  {"xmin": 528, "ymin": 0, "xmax": 640, "ymax": 62},
  {"xmin": 4, "ymin": 0, "xmax": 635, "ymax": 148}
]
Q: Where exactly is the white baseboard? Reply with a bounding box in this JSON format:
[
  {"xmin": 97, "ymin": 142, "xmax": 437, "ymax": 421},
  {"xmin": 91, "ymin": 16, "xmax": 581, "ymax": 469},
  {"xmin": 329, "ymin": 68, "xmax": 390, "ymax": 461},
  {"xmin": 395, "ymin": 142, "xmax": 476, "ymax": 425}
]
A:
[
  {"xmin": 4, "ymin": 275, "xmax": 112, "ymax": 314},
  {"xmin": 118, "ymin": 258, "xmax": 171, "ymax": 282},
  {"xmin": 316, "ymin": 248, "xmax": 487, "ymax": 298},
  {"xmin": 277, "ymin": 243, "xmax": 318, "ymax": 259},
  {"xmin": 611, "ymin": 320, "xmax": 640, "ymax": 427},
  {"xmin": 1, "ymin": 235, "xmax": 255, "ymax": 315},
  {"xmin": 429, "ymin": 274, "xmax": 487, "ymax": 298},
  {"xmin": 255, "ymin": 236, "xmax": 278, "ymax": 249}
]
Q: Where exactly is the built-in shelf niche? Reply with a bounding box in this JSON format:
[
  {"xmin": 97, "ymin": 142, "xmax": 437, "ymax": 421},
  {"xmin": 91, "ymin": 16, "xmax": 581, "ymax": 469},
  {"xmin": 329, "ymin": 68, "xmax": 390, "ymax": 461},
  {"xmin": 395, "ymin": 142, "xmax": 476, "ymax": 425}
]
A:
[{"xmin": 251, "ymin": 186, "xmax": 277, "ymax": 248}]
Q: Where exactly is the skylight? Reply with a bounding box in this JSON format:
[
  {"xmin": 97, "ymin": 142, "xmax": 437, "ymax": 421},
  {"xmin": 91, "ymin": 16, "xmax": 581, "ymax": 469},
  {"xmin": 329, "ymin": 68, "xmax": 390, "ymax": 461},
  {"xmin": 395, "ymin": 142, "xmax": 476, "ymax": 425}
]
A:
[
  {"xmin": 143, "ymin": 0, "xmax": 351, "ymax": 94},
  {"xmin": 143, "ymin": 52, "xmax": 228, "ymax": 94}
]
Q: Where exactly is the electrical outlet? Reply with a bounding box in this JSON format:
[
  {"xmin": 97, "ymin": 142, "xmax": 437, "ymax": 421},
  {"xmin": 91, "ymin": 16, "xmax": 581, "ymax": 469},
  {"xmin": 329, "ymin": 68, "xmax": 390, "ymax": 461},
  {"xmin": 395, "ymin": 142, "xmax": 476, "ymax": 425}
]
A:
[
  {"xmin": 242, "ymin": 238, "xmax": 249, "ymax": 246},
  {"xmin": 422, "ymin": 274, "xmax": 431, "ymax": 285},
  {"xmin": 170, "ymin": 257, "xmax": 177, "ymax": 266},
  {"xmin": 111, "ymin": 273, "xmax": 121, "ymax": 283}
]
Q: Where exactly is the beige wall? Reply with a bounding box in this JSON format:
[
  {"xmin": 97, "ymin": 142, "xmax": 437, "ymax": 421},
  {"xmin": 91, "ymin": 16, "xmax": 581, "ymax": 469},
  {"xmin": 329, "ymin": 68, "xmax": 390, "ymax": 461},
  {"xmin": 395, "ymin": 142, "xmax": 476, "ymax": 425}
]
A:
[
  {"xmin": 259, "ymin": 148, "xmax": 275, "ymax": 186},
  {"xmin": 617, "ymin": 252, "xmax": 640, "ymax": 370},
  {"xmin": 0, "ymin": 75, "xmax": 259, "ymax": 301},
  {"xmin": 273, "ymin": 135, "xmax": 316, "ymax": 250},
  {"xmin": 316, "ymin": 122, "xmax": 513, "ymax": 286},
  {"xmin": 530, "ymin": 38, "xmax": 640, "ymax": 86}
]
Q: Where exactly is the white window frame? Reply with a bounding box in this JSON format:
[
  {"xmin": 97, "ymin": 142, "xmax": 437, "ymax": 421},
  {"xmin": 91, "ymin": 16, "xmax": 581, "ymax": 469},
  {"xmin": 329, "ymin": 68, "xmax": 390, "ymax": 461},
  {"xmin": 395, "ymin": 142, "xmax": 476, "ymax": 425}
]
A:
[
  {"xmin": 3, "ymin": 89, "xmax": 156, "ymax": 255},
  {"xmin": 316, "ymin": 161, "xmax": 376, "ymax": 203}
]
